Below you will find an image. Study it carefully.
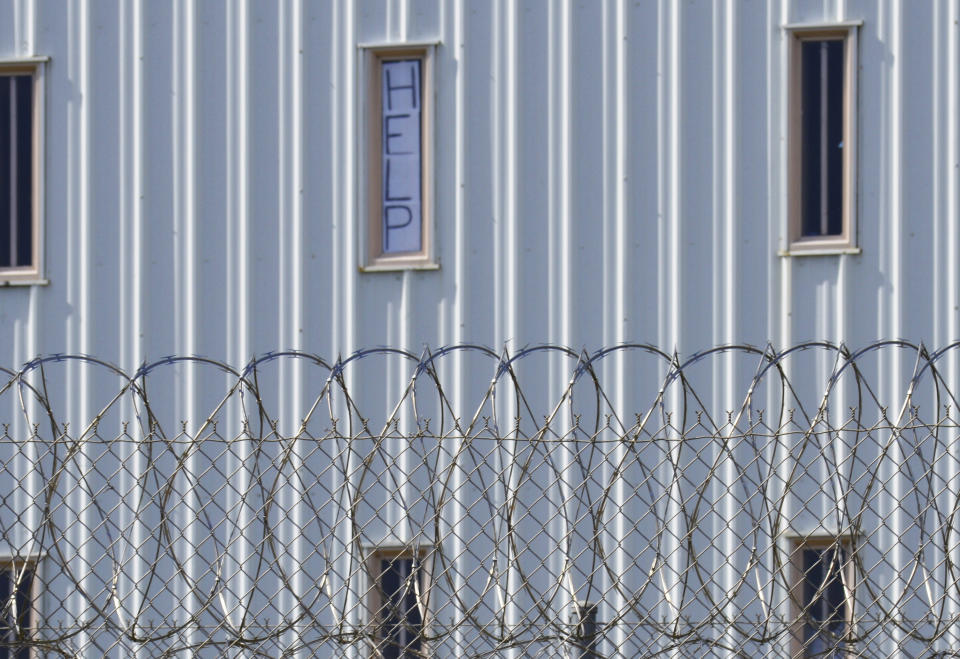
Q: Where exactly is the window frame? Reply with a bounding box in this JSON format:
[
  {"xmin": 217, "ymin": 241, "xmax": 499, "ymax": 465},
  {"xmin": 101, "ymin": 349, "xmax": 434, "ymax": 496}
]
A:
[
  {"xmin": 788, "ymin": 536, "xmax": 855, "ymax": 658},
  {"xmin": 0, "ymin": 57, "xmax": 47, "ymax": 286},
  {"xmin": 359, "ymin": 43, "xmax": 438, "ymax": 272},
  {"xmin": 365, "ymin": 546, "xmax": 431, "ymax": 658},
  {"xmin": 783, "ymin": 22, "xmax": 860, "ymax": 256}
]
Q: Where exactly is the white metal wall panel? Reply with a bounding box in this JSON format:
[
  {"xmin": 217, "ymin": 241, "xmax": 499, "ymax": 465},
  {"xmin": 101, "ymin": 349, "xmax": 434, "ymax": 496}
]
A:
[
  {"xmin": 0, "ymin": 1, "xmax": 958, "ymax": 654},
  {"xmin": 0, "ymin": 0, "xmax": 953, "ymax": 456},
  {"xmin": 0, "ymin": 0, "xmax": 954, "ymax": 366}
]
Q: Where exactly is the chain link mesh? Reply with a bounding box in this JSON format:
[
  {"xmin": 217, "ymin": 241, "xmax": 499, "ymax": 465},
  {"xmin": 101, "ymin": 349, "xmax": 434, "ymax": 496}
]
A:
[{"xmin": 0, "ymin": 342, "xmax": 958, "ymax": 657}]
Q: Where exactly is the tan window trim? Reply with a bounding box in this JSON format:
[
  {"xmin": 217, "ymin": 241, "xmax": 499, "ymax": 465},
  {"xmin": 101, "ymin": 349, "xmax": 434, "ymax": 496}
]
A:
[
  {"xmin": 359, "ymin": 43, "xmax": 438, "ymax": 272},
  {"xmin": 783, "ymin": 22, "xmax": 859, "ymax": 256},
  {"xmin": 787, "ymin": 535, "xmax": 856, "ymax": 658},
  {"xmin": 0, "ymin": 60, "xmax": 46, "ymax": 284},
  {"xmin": 365, "ymin": 545, "xmax": 431, "ymax": 658}
]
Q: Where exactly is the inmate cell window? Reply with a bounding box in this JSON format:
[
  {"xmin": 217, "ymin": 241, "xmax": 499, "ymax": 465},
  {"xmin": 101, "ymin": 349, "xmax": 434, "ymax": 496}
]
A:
[
  {"xmin": 786, "ymin": 24, "xmax": 858, "ymax": 254},
  {"xmin": 0, "ymin": 562, "xmax": 35, "ymax": 659},
  {"xmin": 362, "ymin": 45, "xmax": 436, "ymax": 270},
  {"xmin": 370, "ymin": 553, "xmax": 426, "ymax": 658},
  {"xmin": 793, "ymin": 542, "xmax": 852, "ymax": 658},
  {"xmin": 800, "ymin": 40, "xmax": 844, "ymax": 237},
  {"xmin": 0, "ymin": 74, "xmax": 34, "ymax": 270}
]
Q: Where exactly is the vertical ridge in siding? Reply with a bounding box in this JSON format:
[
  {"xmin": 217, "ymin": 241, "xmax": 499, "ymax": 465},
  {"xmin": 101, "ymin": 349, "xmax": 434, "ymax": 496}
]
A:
[
  {"xmin": 20, "ymin": 0, "xmax": 39, "ymax": 375},
  {"xmin": 658, "ymin": 0, "xmax": 681, "ymax": 353},
  {"xmin": 491, "ymin": 0, "xmax": 503, "ymax": 348},
  {"xmin": 504, "ymin": 0, "xmax": 516, "ymax": 348},
  {"xmin": 942, "ymin": 5, "xmax": 960, "ymax": 649},
  {"xmin": 546, "ymin": 0, "xmax": 571, "ymax": 350},
  {"xmin": 774, "ymin": 0, "xmax": 791, "ymax": 352}
]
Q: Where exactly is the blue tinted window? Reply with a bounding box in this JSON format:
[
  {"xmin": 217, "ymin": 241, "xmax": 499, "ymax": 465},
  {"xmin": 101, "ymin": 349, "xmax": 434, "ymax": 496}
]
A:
[
  {"xmin": 377, "ymin": 556, "xmax": 423, "ymax": 658},
  {"xmin": 0, "ymin": 565, "xmax": 33, "ymax": 659},
  {"xmin": 801, "ymin": 546, "xmax": 848, "ymax": 657}
]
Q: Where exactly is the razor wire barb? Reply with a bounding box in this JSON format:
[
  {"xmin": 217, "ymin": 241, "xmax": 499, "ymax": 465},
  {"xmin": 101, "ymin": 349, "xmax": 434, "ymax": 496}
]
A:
[{"xmin": 0, "ymin": 341, "xmax": 960, "ymax": 656}]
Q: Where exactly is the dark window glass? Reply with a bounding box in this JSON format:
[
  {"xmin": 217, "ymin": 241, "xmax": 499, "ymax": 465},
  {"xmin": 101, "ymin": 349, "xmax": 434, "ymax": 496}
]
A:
[
  {"xmin": 801, "ymin": 40, "xmax": 844, "ymax": 237},
  {"xmin": 377, "ymin": 556, "xmax": 423, "ymax": 659},
  {"xmin": 0, "ymin": 75, "xmax": 33, "ymax": 269},
  {"xmin": 0, "ymin": 565, "xmax": 33, "ymax": 659},
  {"xmin": 0, "ymin": 79, "xmax": 9, "ymax": 266},
  {"xmin": 570, "ymin": 601, "xmax": 600, "ymax": 659},
  {"xmin": 801, "ymin": 547, "xmax": 848, "ymax": 658}
]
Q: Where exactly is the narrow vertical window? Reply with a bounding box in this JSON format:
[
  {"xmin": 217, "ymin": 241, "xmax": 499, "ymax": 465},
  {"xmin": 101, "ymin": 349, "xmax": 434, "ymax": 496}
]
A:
[
  {"xmin": 367, "ymin": 549, "xmax": 429, "ymax": 658},
  {"xmin": 570, "ymin": 601, "xmax": 600, "ymax": 659},
  {"xmin": 0, "ymin": 561, "xmax": 36, "ymax": 659},
  {"xmin": 0, "ymin": 75, "xmax": 33, "ymax": 269},
  {"xmin": 790, "ymin": 539, "xmax": 853, "ymax": 658},
  {"xmin": 786, "ymin": 24, "xmax": 859, "ymax": 253},
  {"xmin": 361, "ymin": 45, "xmax": 437, "ymax": 270}
]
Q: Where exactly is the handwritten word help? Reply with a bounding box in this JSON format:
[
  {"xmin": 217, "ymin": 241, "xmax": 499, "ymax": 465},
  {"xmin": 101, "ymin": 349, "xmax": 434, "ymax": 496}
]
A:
[{"xmin": 381, "ymin": 60, "xmax": 422, "ymax": 254}]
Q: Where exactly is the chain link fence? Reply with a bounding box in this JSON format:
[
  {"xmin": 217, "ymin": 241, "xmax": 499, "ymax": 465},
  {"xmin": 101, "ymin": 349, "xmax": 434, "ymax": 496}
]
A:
[{"xmin": 0, "ymin": 342, "xmax": 959, "ymax": 657}]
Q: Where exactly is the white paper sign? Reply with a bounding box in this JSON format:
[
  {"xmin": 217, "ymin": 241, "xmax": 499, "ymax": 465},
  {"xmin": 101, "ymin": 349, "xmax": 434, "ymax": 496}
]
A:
[{"xmin": 381, "ymin": 60, "xmax": 422, "ymax": 254}]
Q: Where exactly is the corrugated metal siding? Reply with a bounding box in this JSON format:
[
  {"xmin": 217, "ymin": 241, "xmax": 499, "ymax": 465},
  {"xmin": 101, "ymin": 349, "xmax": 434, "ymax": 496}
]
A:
[
  {"xmin": 0, "ymin": 0, "xmax": 954, "ymax": 368},
  {"xmin": 0, "ymin": 0, "xmax": 953, "ymax": 476},
  {"xmin": 0, "ymin": 3, "xmax": 958, "ymax": 655}
]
